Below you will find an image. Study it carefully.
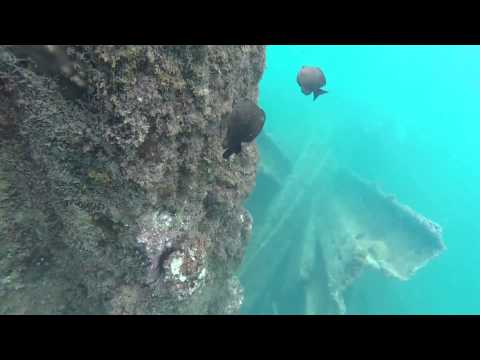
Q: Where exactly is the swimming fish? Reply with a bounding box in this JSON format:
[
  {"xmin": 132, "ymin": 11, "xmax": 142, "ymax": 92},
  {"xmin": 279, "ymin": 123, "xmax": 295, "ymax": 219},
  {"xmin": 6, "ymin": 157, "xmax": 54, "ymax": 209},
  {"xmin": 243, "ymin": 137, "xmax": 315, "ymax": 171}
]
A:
[
  {"xmin": 222, "ymin": 99, "xmax": 266, "ymax": 159},
  {"xmin": 297, "ymin": 66, "xmax": 328, "ymax": 100}
]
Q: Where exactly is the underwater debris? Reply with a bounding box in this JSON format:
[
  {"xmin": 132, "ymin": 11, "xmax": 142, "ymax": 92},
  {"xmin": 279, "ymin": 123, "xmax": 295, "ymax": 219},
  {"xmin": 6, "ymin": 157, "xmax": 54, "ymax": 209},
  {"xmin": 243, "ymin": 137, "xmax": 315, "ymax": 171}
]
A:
[
  {"xmin": 240, "ymin": 133, "xmax": 445, "ymax": 315},
  {"xmin": 297, "ymin": 66, "xmax": 328, "ymax": 100},
  {"xmin": 222, "ymin": 99, "xmax": 265, "ymax": 159},
  {"xmin": 248, "ymin": 132, "xmax": 294, "ymax": 227},
  {"xmin": 256, "ymin": 132, "xmax": 293, "ymax": 183}
]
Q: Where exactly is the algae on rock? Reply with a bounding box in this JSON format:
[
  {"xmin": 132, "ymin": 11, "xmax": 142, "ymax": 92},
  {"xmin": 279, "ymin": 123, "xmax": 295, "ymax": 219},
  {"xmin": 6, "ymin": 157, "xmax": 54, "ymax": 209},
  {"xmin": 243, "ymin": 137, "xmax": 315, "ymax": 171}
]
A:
[{"xmin": 0, "ymin": 45, "xmax": 265, "ymax": 314}]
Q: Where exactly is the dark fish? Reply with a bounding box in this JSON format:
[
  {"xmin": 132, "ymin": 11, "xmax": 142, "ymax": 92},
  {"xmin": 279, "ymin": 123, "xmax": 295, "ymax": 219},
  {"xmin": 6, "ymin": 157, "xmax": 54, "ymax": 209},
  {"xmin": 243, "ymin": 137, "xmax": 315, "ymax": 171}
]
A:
[
  {"xmin": 222, "ymin": 99, "xmax": 266, "ymax": 159},
  {"xmin": 297, "ymin": 66, "xmax": 328, "ymax": 100}
]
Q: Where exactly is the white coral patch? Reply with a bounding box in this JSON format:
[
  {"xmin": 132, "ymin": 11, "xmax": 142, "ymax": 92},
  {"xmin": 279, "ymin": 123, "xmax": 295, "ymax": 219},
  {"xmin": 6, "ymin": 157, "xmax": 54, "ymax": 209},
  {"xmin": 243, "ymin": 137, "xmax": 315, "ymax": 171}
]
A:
[
  {"xmin": 170, "ymin": 257, "xmax": 187, "ymax": 282},
  {"xmin": 198, "ymin": 268, "xmax": 207, "ymax": 280},
  {"xmin": 156, "ymin": 212, "xmax": 173, "ymax": 229}
]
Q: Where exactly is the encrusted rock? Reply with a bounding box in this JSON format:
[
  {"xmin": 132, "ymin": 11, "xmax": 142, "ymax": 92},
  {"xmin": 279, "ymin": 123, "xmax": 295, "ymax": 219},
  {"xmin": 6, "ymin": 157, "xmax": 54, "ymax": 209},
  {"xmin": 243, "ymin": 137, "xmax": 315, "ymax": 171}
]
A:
[{"xmin": 0, "ymin": 45, "xmax": 265, "ymax": 314}]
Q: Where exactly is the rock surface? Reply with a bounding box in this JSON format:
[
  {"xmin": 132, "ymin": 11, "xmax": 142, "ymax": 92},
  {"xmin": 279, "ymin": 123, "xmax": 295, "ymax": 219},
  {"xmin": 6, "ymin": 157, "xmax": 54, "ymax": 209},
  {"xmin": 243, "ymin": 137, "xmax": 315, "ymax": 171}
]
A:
[{"xmin": 0, "ymin": 45, "xmax": 265, "ymax": 314}]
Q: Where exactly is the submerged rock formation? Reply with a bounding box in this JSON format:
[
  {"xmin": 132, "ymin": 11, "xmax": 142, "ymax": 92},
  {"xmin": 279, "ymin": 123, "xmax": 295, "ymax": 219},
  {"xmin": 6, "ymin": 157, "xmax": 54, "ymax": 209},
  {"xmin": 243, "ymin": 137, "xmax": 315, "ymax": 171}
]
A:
[{"xmin": 0, "ymin": 45, "xmax": 265, "ymax": 314}]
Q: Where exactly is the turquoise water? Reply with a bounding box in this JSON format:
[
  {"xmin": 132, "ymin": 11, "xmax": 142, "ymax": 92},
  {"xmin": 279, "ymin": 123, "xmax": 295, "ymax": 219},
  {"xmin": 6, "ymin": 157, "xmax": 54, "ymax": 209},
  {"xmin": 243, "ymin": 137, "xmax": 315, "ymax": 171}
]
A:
[{"xmin": 242, "ymin": 45, "xmax": 480, "ymax": 314}]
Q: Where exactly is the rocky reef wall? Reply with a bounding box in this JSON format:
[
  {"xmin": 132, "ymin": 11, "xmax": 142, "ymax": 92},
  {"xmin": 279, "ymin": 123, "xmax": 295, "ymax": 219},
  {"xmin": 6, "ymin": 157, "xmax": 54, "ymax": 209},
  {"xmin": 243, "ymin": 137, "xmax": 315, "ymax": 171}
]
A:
[{"xmin": 0, "ymin": 45, "xmax": 265, "ymax": 314}]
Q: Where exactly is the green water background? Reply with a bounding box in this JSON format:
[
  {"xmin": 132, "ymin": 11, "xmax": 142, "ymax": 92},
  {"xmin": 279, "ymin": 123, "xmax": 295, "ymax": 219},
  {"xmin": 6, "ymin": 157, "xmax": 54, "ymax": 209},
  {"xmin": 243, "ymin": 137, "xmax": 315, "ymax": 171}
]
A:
[{"xmin": 243, "ymin": 45, "xmax": 480, "ymax": 314}]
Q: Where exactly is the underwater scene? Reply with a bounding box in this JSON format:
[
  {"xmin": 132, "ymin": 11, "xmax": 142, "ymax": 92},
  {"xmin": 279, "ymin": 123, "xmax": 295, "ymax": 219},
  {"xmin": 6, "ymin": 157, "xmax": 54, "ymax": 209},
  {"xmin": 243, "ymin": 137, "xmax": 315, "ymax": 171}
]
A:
[
  {"xmin": 240, "ymin": 45, "xmax": 480, "ymax": 315},
  {"xmin": 1, "ymin": 45, "xmax": 478, "ymax": 315}
]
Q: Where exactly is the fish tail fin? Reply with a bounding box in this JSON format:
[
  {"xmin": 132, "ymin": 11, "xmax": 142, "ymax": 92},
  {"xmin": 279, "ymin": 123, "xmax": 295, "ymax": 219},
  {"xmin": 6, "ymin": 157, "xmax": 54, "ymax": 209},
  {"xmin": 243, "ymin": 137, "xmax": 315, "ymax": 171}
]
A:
[
  {"xmin": 313, "ymin": 88, "xmax": 328, "ymax": 100},
  {"xmin": 223, "ymin": 148, "xmax": 235, "ymax": 159},
  {"xmin": 223, "ymin": 143, "xmax": 242, "ymax": 160}
]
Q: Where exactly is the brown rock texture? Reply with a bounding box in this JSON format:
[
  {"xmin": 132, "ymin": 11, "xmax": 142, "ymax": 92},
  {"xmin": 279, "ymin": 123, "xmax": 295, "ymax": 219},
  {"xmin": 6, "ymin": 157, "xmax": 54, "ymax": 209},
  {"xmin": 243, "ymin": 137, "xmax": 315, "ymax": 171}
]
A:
[{"xmin": 0, "ymin": 45, "xmax": 265, "ymax": 314}]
